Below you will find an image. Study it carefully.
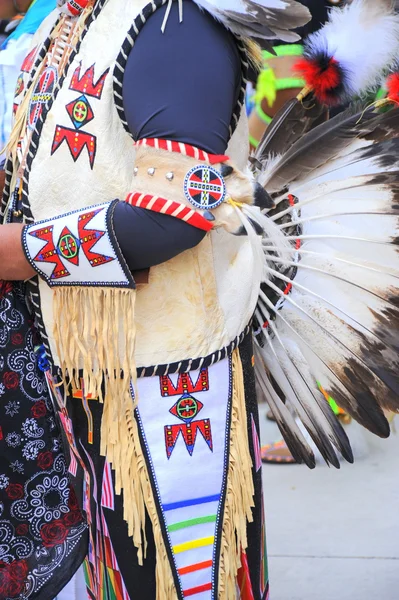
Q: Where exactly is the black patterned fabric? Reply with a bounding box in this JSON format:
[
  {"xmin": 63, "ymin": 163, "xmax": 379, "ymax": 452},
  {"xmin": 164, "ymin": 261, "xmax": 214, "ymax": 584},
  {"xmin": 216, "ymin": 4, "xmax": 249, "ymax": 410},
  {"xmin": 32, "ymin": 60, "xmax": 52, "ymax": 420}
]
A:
[{"xmin": 0, "ymin": 281, "xmax": 87, "ymax": 599}]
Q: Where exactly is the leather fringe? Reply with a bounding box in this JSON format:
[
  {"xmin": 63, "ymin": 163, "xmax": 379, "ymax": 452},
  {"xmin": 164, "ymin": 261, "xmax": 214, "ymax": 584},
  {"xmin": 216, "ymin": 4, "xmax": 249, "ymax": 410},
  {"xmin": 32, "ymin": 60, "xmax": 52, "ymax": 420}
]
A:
[
  {"xmin": 53, "ymin": 289, "xmax": 253, "ymax": 598},
  {"xmin": 218, "ymin": 348, "xmax": 255, "ymax": 599},
  {"xmin": 53, "ymin": 287, "xmax": 143, "ymax": 549},
  {"xmin": 52, "ymin": 285, "xmax": 177, "ymax": 596}
]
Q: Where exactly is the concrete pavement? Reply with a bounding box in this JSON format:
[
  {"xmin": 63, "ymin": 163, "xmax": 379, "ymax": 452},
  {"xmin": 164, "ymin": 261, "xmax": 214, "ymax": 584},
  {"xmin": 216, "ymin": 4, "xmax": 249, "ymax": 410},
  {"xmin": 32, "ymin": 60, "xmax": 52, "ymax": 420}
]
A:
[{"xmin": 259, "ymin": 408, "xmax": 399, "ymax": 600}]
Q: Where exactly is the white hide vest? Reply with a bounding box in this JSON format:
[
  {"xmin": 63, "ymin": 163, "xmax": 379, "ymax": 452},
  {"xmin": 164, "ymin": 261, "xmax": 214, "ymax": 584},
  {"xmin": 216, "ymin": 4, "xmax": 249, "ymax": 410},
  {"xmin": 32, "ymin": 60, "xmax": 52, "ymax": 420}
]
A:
[{"xmin": 21, "ymin": 0, "xmax": 263, "ymax": 371}]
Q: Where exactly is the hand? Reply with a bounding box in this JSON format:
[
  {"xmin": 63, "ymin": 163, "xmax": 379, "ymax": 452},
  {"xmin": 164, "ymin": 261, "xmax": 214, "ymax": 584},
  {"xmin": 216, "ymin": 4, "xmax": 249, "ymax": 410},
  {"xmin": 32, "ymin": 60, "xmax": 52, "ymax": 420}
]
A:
[{"xmin": 0, "ymin": 224, "xmax": 36, "ymax": 281}]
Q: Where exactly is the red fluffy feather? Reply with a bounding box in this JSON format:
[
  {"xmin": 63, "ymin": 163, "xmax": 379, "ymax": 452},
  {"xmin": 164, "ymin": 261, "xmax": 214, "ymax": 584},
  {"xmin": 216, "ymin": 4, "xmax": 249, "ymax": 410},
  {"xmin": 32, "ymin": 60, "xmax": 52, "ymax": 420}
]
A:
[
  {"xmin": 294, "ymin": 57, "xmax": 342, "ymax": 105},
  {"xmin": 386, "ymin": 73, "xmax": 399, "ymax": 104}
]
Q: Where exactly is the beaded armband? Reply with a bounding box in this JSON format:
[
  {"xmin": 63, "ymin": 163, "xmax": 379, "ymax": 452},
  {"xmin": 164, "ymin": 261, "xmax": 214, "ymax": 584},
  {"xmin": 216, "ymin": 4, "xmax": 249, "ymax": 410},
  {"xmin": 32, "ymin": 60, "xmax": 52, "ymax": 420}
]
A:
[
  {"xmin": 126, "ymin": 138, "xmax": 256, "ymax": 234},
  {"xmin": 22, "ymin": 200, "xmax": 134, "ymax": 288}
]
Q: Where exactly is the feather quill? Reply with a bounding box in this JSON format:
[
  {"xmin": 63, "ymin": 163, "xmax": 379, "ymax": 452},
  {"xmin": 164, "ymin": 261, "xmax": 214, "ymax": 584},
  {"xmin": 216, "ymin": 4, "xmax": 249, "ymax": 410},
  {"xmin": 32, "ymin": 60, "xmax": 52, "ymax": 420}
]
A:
[{"xmin": 254, "ymin": 94, "xmax": 328, "ymax": 167}]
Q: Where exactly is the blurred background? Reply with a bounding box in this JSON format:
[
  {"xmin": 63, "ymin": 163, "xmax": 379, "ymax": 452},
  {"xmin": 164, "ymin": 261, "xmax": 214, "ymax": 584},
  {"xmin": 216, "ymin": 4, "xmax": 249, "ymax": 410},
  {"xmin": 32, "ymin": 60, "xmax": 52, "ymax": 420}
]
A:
[{"xmin": 260, "ymin": 404, "xmax": 399, "ymax": 600}]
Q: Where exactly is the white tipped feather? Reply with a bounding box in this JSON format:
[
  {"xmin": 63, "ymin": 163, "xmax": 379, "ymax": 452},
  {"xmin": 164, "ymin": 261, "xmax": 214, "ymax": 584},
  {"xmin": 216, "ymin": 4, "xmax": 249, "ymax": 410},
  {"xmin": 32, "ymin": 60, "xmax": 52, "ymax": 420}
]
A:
[
  {"xmin": 305, "ymin": 0, "xmax": 399, "ymax": 98},
  {"xmin": 244, "ymin": 107, "xmax": 399, "ymax": 467},
  {"xmin": 192, "ymin": 0, "xmax": 311, "ymax": 40}
]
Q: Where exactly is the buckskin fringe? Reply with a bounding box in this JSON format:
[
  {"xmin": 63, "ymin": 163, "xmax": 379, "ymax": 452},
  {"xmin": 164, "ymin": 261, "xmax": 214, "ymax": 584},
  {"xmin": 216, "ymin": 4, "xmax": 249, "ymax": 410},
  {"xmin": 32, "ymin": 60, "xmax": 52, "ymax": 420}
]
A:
[
  {"xmin": 218, "ymin": 348, "xmax": 255, "ymax": 598},
  {"xmin": 53, "ymin": 287, "xmax": 143, "ymax": 544},
  {"xmin": 107, "ymin": 386, "xmax": 177, "ymax": 599},
  {"xmin": 53, "ymin": 285, "xmax": 177, "ymax": 594}
]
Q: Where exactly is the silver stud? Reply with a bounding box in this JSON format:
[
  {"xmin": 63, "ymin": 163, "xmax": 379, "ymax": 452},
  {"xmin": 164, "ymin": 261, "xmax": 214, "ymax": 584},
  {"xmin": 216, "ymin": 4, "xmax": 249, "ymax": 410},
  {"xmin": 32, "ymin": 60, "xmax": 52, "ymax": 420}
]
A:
[
  {"xmin": 147, "ymin": 167, "xmax": 155, "ymax": 176},
  {"xmin": 133, "ymin": 167, "xmax": 138, "ymax": 176},
  {"xmin": 166, "ymin": 171, "xmax": 174, "ymax": 181}
]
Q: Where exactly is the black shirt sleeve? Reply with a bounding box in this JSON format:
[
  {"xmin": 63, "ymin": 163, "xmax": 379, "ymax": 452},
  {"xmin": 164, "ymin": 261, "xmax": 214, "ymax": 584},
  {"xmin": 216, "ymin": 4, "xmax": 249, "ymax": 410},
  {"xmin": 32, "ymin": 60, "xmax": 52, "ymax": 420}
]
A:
[
  {"xmin": 112, "ymin": 0, "xmax": 242, "ymax": 272},
  {"xmin": 122, "ymin": 0, "xmax": 241, "ymax": 154}
]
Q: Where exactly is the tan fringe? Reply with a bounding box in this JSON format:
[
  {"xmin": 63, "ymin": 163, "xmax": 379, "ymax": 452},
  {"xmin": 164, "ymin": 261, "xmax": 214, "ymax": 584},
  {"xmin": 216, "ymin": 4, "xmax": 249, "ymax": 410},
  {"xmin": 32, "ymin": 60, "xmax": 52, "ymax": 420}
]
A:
[
  {"xmin": 53, "ymin": 287, "xmax": 142, "ymax": 542},
  {"xmin": 3, "ymin": 4, "xmax": 94, "ymax": 213},
  {"xmin": 52, "ymin": 286, "xmax": 177, "ymax": 597},
  {"xmin": 218, "ymin": 348, "xmax": 255, "ymax": 599},
  {"xmin": 129, "ymin": 413, "xmax": 178, "ymax": 600}
]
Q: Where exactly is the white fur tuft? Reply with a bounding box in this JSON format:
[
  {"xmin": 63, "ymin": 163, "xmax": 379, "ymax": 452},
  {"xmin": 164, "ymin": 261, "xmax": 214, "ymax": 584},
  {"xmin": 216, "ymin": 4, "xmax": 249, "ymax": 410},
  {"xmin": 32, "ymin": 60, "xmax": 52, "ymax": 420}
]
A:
[{"xmin": 305, "ymin": 0, "xmax": 399, "ymax": 98}]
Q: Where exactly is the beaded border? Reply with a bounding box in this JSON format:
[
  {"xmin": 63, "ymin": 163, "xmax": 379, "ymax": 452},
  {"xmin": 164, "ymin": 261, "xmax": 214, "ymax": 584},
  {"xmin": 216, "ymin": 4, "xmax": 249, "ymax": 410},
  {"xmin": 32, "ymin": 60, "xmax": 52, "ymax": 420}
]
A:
[
  {"xmin": 22, "ymin": 200, "xmax": 135, "ymax": 288},
  {"xmin": 136, "ymin": 324, "xmax": 251, "ymax": 378},
  {"xmin": 183, "ymin": 164, "xmax": 226, "ymax": 211}
]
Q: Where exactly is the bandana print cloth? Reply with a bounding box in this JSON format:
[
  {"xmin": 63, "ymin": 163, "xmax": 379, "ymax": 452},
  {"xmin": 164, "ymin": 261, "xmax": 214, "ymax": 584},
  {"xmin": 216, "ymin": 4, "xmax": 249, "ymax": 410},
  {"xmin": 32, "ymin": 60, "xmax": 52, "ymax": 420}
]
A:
[{"xmin": 0, "ymin": 281, "xmax": 87, "ymax": 600}]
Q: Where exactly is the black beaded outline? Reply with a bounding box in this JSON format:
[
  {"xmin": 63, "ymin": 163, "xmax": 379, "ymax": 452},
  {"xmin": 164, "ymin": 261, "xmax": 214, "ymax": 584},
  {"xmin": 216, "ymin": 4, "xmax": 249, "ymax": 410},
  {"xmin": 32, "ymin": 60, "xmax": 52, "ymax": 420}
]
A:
[
  {"xmin": 112, "ymin": 0, "xmax": 248, "ymax": 139},
  {"xmin": 137, "ymin": 324, "xmax": 251, "ymax": 377},
  {"xmin": 28, "ymin": 277, "xmax": 53, "ymax": 359},
  {"xmin": 211, "ymin": 351, "xmax": 234, "ymax": 597},
  {"xmin": 0, "ymin": 156, "xmax": 16, "ymax": 223}
]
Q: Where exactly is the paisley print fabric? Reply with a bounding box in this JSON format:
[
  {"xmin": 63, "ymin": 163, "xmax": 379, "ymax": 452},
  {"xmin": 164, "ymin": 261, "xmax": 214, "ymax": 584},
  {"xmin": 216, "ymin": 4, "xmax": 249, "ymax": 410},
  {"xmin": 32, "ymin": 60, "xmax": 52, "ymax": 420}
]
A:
[{"xmin": 0, "ymin": 281, "xmax": 87, "ymax": 600}]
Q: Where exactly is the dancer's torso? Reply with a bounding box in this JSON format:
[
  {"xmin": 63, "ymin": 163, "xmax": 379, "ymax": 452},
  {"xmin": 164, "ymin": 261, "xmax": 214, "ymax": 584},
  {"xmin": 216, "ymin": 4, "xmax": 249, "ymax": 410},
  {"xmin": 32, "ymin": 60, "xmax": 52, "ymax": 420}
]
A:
[{"xmin": 14, "ymin": 0, "xmax": 262, "ymax": 371}]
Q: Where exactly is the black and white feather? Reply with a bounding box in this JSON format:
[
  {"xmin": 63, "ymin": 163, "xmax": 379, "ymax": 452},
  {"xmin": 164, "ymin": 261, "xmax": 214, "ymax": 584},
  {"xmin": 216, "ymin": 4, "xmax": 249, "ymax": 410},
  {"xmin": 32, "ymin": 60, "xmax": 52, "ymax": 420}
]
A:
[
  {"xmin": 253, "ymin": 93, "xmax": 328, "ymax": 169},
  {"xmin": 241, "ymin": 105, "xmax": 399, "ymax": 467},
  {"xmin": 193, "ymin": 0, "xmax": 311, "ymax": 41}
]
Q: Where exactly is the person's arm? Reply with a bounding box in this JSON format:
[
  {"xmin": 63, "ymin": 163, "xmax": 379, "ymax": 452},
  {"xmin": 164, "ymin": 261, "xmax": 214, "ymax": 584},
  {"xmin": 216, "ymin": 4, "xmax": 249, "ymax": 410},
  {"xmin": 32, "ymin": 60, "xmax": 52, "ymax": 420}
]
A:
[
  {"xmin": 0, "ymin": 223, "xmax": 34, "ymax": 279},
  {"xmin": 111, "ymin": 0, "xmax": 241, "ymax": 271},
  {"xmin": 2, "ymin": 1, "xmax": 242, "ymax": 282}
]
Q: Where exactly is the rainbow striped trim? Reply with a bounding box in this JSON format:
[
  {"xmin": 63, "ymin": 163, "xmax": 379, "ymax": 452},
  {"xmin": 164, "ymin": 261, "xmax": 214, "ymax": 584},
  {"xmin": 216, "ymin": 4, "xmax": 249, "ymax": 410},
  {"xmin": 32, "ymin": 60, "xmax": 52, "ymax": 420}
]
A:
[
  {"xmin": 125, "ymin": 192, "xmax": 214, "ymax": 232},
  {"xmin": 168, "ymin": 515, "xmax": 217, "ymax": 532},
  {"xmin": 162, "ymin": 493, "xmax": 221, "ymax": 597},
  {"xmin": 134, "ymin": 138, "xmax": 229, "ymax": 165},
  {"xmin": 173, "ymin": 536, "xmax": 214, "ymax": 555}
]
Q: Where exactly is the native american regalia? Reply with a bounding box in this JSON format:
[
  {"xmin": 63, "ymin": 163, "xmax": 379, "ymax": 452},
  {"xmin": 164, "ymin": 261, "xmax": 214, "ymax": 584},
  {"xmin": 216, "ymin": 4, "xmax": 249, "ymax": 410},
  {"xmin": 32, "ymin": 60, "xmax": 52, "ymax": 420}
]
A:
[{"xmin": 1, "ymin": 0, "xmax": 399, "ymax": 599}]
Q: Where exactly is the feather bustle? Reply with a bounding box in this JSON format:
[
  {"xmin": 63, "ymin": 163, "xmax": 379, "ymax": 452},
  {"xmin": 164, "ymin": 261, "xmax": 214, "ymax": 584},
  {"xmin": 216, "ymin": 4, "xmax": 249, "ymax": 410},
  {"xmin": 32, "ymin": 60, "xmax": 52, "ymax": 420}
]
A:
[{"xmin": 246, "ymin": 104, "xmax": 399, "ymax": 466}]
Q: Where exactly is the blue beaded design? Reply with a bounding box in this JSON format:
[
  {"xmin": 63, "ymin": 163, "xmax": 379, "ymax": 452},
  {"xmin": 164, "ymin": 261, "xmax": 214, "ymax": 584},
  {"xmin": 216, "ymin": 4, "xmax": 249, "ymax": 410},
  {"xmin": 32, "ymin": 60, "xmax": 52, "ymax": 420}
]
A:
[
  {"xmin": 35, "ymin": 344, "xmax": 50, "ymax": 372},
  {"xmin": 184, "ymin": 165, "xmax": 226, "ymax": 210}
]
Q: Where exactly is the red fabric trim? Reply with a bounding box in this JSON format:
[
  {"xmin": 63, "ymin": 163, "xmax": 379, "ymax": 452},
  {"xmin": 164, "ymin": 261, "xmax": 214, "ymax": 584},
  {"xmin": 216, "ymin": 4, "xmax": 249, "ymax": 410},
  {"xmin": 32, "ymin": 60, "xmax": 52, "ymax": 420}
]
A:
[
  {"xmin": 134, "ymin": 138, "xmax": 229, "ymax": 164},
  {"xmin": 183, "ymin": 582, "xmax": 212, "ymax": 597},
  {"xmin": 207, "ymin": 154, "xmax": 230, "ymax": 165},
  {"xmin": 178, "ymin": 560, "xmax": 213, "ymax": 576},
  {"xmin": 237, "ymin": 551, "xmax": 256, "ymax": 600},
  {"xmin": 125, "ymin": 192, "xmax": 213, "ymax": 232}
]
